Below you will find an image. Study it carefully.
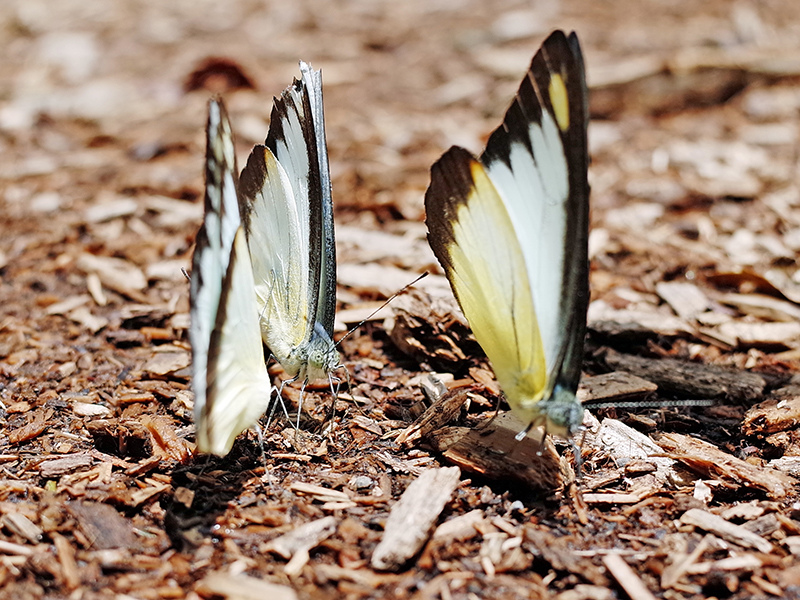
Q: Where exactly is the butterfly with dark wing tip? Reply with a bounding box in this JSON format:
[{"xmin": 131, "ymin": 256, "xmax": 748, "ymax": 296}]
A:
[
  {"xmin": 190, "ymin": 99, "xmax": 274, "ymax": 456},
  {"xmin": 237, "ymin": 62, "xmax": 342, "ymax": 410},
  {"xmin": 424, "ymin": 30, "xmax": 590, "ymax": 441}
]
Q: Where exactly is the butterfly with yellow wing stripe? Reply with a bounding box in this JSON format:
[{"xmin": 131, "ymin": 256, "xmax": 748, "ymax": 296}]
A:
[
  {"xmin": 425, "ymin": 30, "xmax": 590, "ymax": 441},
  {"xmin": 237, "ymin": 61, "xmax": 342, "ymax": 415},
  {"xmin": 190, "ymin": 99, "xmax": 274, "ymax": 456}
]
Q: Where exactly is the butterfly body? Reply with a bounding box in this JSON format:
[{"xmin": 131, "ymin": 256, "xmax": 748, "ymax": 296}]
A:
[
  {"xmin": 238, "ymin": 62, "xmax": 341, "ymax": 389},
  {"xmin": 425, "ymin": 31, "xmax": 589, "ymax": 439}
]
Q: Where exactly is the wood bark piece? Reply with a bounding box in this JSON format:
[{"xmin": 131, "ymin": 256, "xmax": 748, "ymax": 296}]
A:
[
  {"xmin": 38, "ymin": 453, "xmax": 94, "ymax": 478},
  {"xmin": 427, "ymin": 412, "xmax": 564, "ymax": 492},
  {"xmin": 67, "ymin": 501, "xmax": 137, "ymax": 550},
  {"xmin": 658, "ymin": 432, "xmax": 795, "ymax": 498},
  {"xmin": 577, "ymin": 371, "xmax": 658, "ymax": 405},
  {"xmin": 397, "ymin": 386, "xmax": 472, "ymax": 446},
  {"xmin": 371, "ymin": 467, "xmax": 461, "ymax": 571},
  {"xmin": 743, "ymin": 394, "xmax": 800, "ymax": 435},
  {"xmin": 602, "ymin": 553, "xmax": 658, "ymax": 600},
  {"xmin": 603, "ymin": 349, "xmax": 765, "ymax": 401},
  {"xmin": 195, "ymin": 571, "xmax": 298, "ymax": 600},
  {"xmin": 680, "ymin": 508, "xmax": 774, "ymax": 553}
]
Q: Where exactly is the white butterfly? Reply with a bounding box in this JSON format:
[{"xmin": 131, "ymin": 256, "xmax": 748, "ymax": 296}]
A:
[
  {"xmin": 425, "ymin": 31, "xmax": 590, "ymax": 440},
  {"xmin": 238, "ymin": 62, "xmax": 342, "ymax": 406},
  {"xmin": 190, "ymin": 99, "xmax": 274, "ymax": 456}
]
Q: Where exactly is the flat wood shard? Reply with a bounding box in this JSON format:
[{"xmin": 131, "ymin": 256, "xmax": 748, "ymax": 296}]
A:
[{"xmin": 371, "ymin": 467, "xmax": 461, "ymax": 571}]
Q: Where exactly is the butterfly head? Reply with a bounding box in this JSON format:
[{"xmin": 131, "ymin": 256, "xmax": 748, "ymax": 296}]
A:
[
  {"xmin": 289, "ymin": 321, "xmax": 340, "ymax": 383},
  {"xmin": 537, "ymin": 384, "xmax": 584, "ymax": 439}
]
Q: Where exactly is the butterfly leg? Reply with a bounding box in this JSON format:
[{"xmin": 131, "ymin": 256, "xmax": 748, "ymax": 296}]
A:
[{"xmin": 296, "ymin": 378, "xmax": 309, "ymax": 431}]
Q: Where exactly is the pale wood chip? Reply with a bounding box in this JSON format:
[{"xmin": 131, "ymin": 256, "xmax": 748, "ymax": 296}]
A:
[
  {"xmin": 717, "ymin": 320, "xmax": 800, "ymax": 347},
  {"xmin": 0, "ymin": 539, "xmax": 35, "ymax": 556},
  {"xmin": 84, "ymin": 195, "xmax": 138, "ymax": 223},
  {"xmin": 76, "ymin": 253, "xmax": 147, "ymax": 299},
  {"xmin": 2, "ymin": 513, "xmax": 42, "ymax": 544},
  {"xmin": 685, "ymin": 554, "xmax": 764, "ymax": 573},
  {"xmin": 141, "ymin": 349, "xmax": 191, "ymax": 376},
  {"xmin": 66, "ymin": 306, "xmax": 108, "ymax": 333},
  {"xmin": 371, "ymin": 467, "xmax": 461, "ymax": 571},
  {"xmin": 261, "ymin": 516, "xmax": 337, "ymax": 576},
  {"xmin": 431, "ymin": 509, "xmax": 485, "ymax": 544},
  {"xmin": 86, "ymin": 272, "xmax": 107, "ymax": 306},
  {"xmin": 784, "ymin": 536, "xmax": 800, "ymax": 556},
  {"xmin": 45, "ymin": 295, "xmax": 91, "ymax": 315},
  {"xmin": 71, "ymin": 401, "xmax": 111, "ymax": 417},
  {"xmin": 656, "ymin": 281, "xmax": 710, "ymax": 319},
  {"xmin": 195, "ymin": 571, "xmax": 298, "ymax": 600},
  {"xmin": 588, "ymin": 302, "xmax": 694, "ymax": 336},
  {"xmin": 658, "ymin": 432, "xmax": 795, "ymax": 498},
  {"xmin": 719, "ymin": 292, "xmax": 800, "ymax": 321},
  {"xmin": 680, "ymin": 508, "xmax": 774, "ymax": 553},
  {"xmin": 588, "ymin": 418, "xmax": 676, "ymax": 484},
  {"xmin": 314, "ymin": 563, "xmax": 394, "ymax": 588},
  {"xmin": 290, "ymin": 482, "xmax": 351, "ymax": 503},
  {"xmin": 52, "ymin": 533, "xmax": 80, "ymax": 590},
  {"xmin": 661, "ymin": 534, "xmax": 711, "ymax": 588},
  {"xmin": 602, "ymin": 554, "xmax": 658, "ymax": 600}
]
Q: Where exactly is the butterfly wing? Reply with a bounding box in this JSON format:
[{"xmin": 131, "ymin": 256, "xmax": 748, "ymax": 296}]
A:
[
  {"xmin": 190, "ymin": 99, "xmax": 273, "ymax": 456},
  {"xmin": 190, "ymin": 99, "xmax": 242, "ymax": 427},
  {"xmin": 200, "ymin": 227, "xmax": 274, "ymax": 455},
  {"xmin": 425, "ymin": 31, "xmax": 589, "ymax": 437},
  {"xmin": 238, "ymin": 62, "xmax": 338, "ymax": 381}
]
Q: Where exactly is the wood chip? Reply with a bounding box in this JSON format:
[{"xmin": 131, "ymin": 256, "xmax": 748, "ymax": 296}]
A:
[
  {"xmin": 263, "ymin": 516, "xmax": 337, "ymax": 560},
  {"xmin": 67, "ymin": 501, "xmax": 137, "ymax": 550},
  {"xmin": 195, "ymin": 571, "xmax": 298, "ymax": 600},
  {"xmin": 577, "ymin": 371, "xmax": 658, "ymax": 404},
  {"xmin": 743, "ymin": 394, "xmax": 800, "ymax": 435},
  {"xmin": 680, "ymin": 508, "xmax": 774, "ymax": 553},
  {"xmin": 588, "ymin": 418, "xmax": 676, "ymax": 484},
  {"xmin": 371, "ymin": 467, "xmax": 461, "ymax": 571},
  {"xmin": 658, "ymin": 432, "xmax": 795, "ymax": 498},
  {"xmin": 431, "ymin": 412, "xmax": 564, "ymax": 492},
  {"xmin": 52, "ymin": 533, "xmax": 80, "ymax": 590},
  {"xmin": 38, "ymin": 453, "xmax": 94, "ymax": 478},
  {"xmin": 76, "ymin": 253, "xmax": 147, "ymax": 299},
  {"xmin": 656, "ymin": 281, "xmax": 710, "ymax": 319},
  {"xmin": 603, "ymin": 349, "xmax": 765, "ymax": 401},
  {"xmin": 2, "ymin": 513, "xmax": 43, "ymax": 544},
  {"xmin": 397, "ymin": 386, "xmax": 471, "ymax": 446},
  {"xmin": 602, "ymin": 553, "xmax": 658, "ymax": 600}
]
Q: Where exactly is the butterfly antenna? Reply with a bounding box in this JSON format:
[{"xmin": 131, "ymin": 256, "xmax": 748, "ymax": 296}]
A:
[{"xmin": 335, "ymin": 271, "xmax": 429, "ymax": 348}]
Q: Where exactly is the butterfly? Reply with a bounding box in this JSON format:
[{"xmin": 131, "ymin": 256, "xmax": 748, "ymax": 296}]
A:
[
  {"xmin": 238, "ymin": 62, "xmax": 342, "ymax": 412},
  {"xmin": 190, "ymin": 99, "xmax": 274, "ymax": 456},
  {"xmin": 424, "ymin": 30, "xmax": 590, "ymax": 441}
]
